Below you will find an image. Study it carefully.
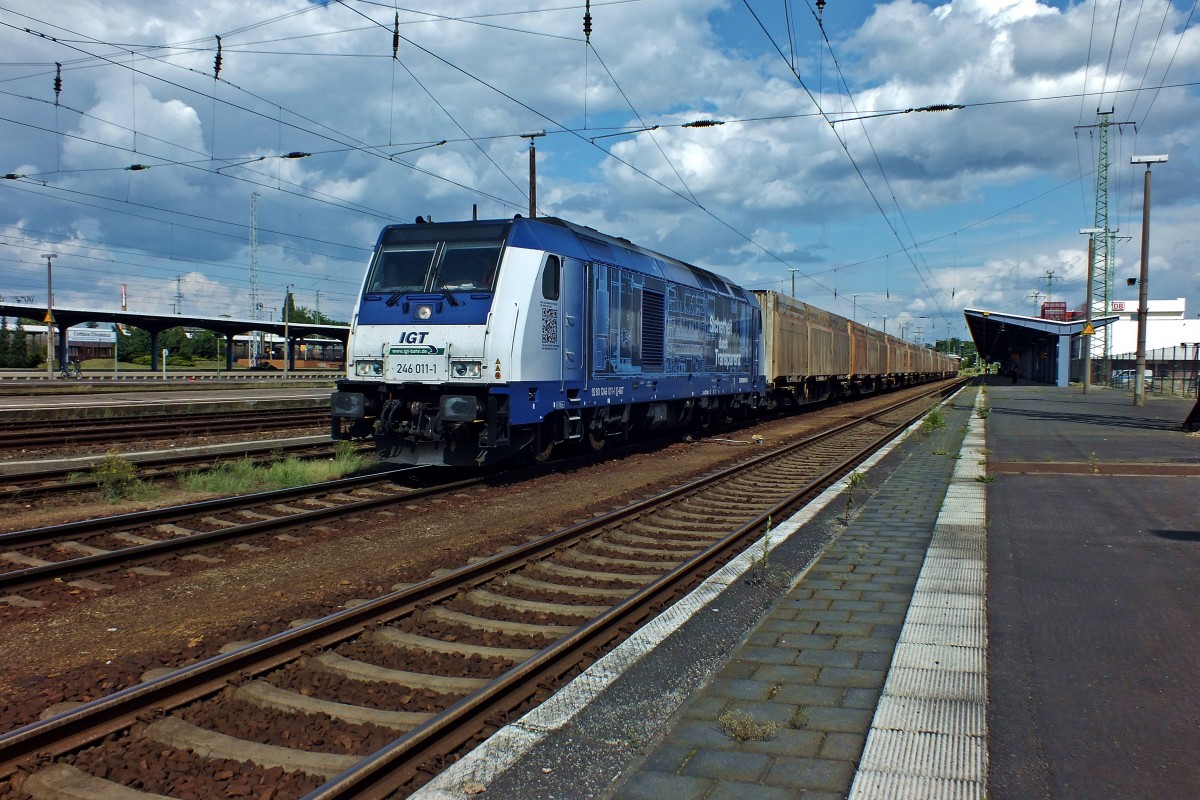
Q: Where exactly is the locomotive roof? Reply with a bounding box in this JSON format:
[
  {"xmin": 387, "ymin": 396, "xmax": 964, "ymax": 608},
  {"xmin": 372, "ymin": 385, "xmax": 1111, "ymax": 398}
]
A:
[{"xmin": 378, "ymin": 216, "xmax": 756, "ymax": 304}]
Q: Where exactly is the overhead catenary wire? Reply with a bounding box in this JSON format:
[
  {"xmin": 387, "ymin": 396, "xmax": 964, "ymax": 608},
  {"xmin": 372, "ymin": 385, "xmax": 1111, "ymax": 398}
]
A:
[
  {"xmin": 809, "ymin": 5, "xmax": 948, "ymax": 322},
  {"xmin": 1, "ymin": 1, "xmax": 1192, "ymax": 330},
  {"xmin": 740, "ymin": 0, "xmax": 947, "ymax": 324},
  {"xmin": 332, "ymin": 0, "xmax": 528, "ymax": 205}
]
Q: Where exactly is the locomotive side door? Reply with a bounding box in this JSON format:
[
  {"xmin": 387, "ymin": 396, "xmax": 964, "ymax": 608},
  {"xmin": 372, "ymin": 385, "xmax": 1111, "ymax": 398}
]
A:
[{"xmin": 560, "ymin": 257, "xmax": 586, "ymax": 387}]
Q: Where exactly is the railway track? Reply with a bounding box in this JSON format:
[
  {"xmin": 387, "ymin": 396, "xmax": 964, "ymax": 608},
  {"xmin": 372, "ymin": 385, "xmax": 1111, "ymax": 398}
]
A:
[
  {"xmin": 0, "ymin": 416, "xmax": 753, "ymax": 603},
  {"xmin": 0, "ymin": 380, "xmax": 961, "ymax": 800},
  {"xmin": 0, "ymin": 408, "xmax": 329, "ymax": 451},
  {"xmin": 0, "ymin": 468, "xmax": 474, "ymax": 607},
  {"xmin": 0, "ymin": 438, "xmax": 361, "ymax": 501}
]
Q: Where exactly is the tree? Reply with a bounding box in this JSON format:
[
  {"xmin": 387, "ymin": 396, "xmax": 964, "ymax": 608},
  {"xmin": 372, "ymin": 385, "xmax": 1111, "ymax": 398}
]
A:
[
  {"xmin": 10, "ymin": 319, "xmax": 37, "ymax": 367},
  {"xmin": 282, "ymin": 303, "xmax": 345, "ymax": 326},
  {"xmin": 122, "ymin": 327, "xmax": 151, "ymax": 361},
  {"xmin": 0, "ymin": 318, "xmax": 10, "ymax": 367},
  {"xmin": 189, "ymin": 329, "xmax": 218, "ymax": 359},
  {"xmin": 156, "ymin": 327, "xmax": 202, "ymax": 365},
  {"xmin": 934, "ymin": 337, "xmax": 977, "ymax": 368}
]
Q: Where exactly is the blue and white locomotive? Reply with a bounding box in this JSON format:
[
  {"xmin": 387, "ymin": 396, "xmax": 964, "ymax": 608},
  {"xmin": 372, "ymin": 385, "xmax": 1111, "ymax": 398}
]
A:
[{"xmin": 331, "ymin": 216, "xmax": 765, "ymax": 466}]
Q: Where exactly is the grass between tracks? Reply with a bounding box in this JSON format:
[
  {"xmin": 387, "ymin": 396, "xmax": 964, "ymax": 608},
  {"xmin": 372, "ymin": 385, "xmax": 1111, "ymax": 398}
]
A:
[
  {"xmin": 90, "ymin": 442, "xmax": 371, "ymax": 501},
  {"xmin": 176, "ymin": 441, "xmax": 370, "ymax": 494}
]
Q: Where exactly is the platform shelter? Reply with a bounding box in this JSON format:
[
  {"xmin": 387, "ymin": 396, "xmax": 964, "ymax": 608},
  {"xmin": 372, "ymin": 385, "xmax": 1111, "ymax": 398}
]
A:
[{"xmin": 964, "ymin": 308, "xmax": 1117, "ymax": 387}]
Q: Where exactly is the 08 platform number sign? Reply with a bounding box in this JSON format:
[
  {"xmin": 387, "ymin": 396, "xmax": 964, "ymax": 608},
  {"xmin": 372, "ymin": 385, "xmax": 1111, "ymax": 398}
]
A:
[{"xmin": 541, "ymin": 303, "xmax": 558, "ymax": 349}]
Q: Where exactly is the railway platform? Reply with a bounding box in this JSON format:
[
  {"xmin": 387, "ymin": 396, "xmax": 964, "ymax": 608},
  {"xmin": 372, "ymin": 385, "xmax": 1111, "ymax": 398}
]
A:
[{"xmin": 414, "ymin": 380, "xmax": 1200, "ymax": 800}]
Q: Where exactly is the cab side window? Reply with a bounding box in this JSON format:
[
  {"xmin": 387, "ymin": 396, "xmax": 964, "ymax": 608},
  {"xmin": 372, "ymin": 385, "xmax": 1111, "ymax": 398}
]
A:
[{"xmin": 542, "ymin": 255, "xmax": 561, "ymax": 300}]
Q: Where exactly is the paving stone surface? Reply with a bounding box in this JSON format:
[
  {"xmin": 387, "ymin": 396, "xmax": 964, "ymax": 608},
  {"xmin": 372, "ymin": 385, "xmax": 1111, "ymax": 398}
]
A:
[{"xmin": 610, "ymin": 390, "xmax": 975, "ymax": 799}]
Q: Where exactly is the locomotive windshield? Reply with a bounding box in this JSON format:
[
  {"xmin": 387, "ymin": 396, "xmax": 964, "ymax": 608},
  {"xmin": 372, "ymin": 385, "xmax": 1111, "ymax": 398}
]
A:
[
  {"xmin": 365, "ymin": 222, "xmax": 509, "ymax": 295},
  {"xmin": 436, "ymin": 242, "xmax": 501, "ymax": 291},
  {"xmin": 367, "ymin": 245, "xmax": 436, "ymax": 293}
]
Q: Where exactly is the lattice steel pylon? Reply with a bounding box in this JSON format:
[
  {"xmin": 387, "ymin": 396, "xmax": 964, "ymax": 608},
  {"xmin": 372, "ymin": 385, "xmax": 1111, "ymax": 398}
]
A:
[
  {"xmin": 250, "ymin": 191, "xmax": 260, "ymax": 321},
  {"xmin": 1076, "ymin": 109, "xmax": 1134, "ymax": 383}
]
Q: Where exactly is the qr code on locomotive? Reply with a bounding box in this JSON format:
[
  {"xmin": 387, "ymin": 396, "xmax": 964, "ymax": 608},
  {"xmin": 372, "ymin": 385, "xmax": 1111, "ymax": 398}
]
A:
[{"xmin": 541, "ymin": 305, "xmax": 558, "ymax": 346}]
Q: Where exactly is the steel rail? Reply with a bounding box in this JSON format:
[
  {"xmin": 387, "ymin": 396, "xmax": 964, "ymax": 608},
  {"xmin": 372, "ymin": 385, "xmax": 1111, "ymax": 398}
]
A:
[
  {"xmin": 0, "ymin": 380, "xmax": 960, "ymax": 785},
  {"xmin": 300, "ymin": 382, "xmax": 960, "ymax": 799},
  {"xmin": 0, "ymin": 405, "xmax": 327, "ymax": 431},
  {"xmin": 0, "ymin": 409, "xmax": 330, "ymax": 450},
  {"xmin": 0, "ymin": 439, "xmax": 347, "ymax": 499},
  {"xmin": 0, "ymin": 469, "xmax": 470, "ymax": 592}
]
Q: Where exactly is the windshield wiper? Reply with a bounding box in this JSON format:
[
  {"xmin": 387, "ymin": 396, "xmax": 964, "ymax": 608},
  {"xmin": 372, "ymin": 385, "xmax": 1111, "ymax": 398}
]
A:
[{"xmin": 385, "ymin": 292, "xmax": 404, "ymax": 306}]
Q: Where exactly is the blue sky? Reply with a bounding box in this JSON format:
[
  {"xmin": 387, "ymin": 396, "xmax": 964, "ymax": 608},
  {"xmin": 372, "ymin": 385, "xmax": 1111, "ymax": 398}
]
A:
[{"xmin": 0, "ymin": 0, "xmax": 1196, "ymax": 342}]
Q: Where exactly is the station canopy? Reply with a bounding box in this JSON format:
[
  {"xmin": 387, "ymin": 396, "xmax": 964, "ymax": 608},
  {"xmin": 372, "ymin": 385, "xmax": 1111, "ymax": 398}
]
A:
[{"xmin": 964, "ymin": 308, "xmax": 1117, "ymax": 386}]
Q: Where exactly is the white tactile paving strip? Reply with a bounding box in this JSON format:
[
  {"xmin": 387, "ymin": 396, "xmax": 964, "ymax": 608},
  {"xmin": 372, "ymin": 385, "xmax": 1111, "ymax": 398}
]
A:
[{"xmin": 848, "ymin": 388, "xmax": 989, "ymax": 799}]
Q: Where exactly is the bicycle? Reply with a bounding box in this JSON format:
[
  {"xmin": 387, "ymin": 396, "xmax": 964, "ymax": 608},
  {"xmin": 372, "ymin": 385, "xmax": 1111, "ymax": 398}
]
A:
[{"xmin": 58, "ymin": 360, "xmax": 82, "ymax": 379}]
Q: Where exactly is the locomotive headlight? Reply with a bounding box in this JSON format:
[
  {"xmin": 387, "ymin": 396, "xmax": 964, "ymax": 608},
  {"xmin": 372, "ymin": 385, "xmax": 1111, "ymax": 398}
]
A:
[
  {"xmin": 416, "ymin": 304, "xmax": 433, "ymax": 320},
  {"xmin": 354, "ymin": 359, "xmax": 384, "ymax": 377},
  {"xmin": 450, "ymin": 360, "xmax": 483, "ymax": 379}
]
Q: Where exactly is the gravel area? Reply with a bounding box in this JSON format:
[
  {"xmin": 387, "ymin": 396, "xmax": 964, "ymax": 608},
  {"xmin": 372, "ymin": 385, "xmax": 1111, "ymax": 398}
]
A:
[{"xmin": 0, "ymin": 384, "xmax": 950, "ymax": 726}]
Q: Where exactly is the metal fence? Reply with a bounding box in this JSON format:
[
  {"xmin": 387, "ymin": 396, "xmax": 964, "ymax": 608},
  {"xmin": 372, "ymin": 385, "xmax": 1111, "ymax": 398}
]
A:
[{"xmin": 1108, "ymin": 344, "xmax": 1200, "ymax": 398}]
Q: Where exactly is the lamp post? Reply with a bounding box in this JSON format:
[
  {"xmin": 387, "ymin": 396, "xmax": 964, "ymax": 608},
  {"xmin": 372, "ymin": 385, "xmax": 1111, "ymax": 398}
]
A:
[
  {"xmin": 42, "ymin": 253, "xmax": 57, "ymax": 378},
  {"xmin": 1079, "ymin": 227, "xmax": 1103, "ymax": 393},
  {"xmin": 1131, "ymin": 154, "xmax": 1168, "ymax": 406},
  {"xmin": 788, "ymin": 268, "xmax": 799, "ymax": 299},
  {"xmin": 520, "ymin": 130, "xmax": 546, "ymax": 218}
]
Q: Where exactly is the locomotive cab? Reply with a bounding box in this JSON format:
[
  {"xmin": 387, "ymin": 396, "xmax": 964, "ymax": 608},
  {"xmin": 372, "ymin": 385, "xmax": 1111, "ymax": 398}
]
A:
[{"xmin": 332, "ymin": 220, "xmax": 512, "ymax": 464}]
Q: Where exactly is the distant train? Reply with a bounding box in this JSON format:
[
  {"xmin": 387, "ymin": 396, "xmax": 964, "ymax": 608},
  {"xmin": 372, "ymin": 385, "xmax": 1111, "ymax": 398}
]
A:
[{"xmin": 330, "ymin": 216, "xmax": 957, "ymax": 466}]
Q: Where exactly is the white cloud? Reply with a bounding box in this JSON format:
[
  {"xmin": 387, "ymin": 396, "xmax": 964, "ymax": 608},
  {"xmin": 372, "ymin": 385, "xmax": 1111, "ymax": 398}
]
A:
[{"xmin": 0, "ymin": 0, "xmax": 1194, "ymax": 331}]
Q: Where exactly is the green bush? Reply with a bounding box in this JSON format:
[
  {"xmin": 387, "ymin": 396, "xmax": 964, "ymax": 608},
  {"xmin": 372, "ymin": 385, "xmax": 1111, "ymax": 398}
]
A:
[{"xmin": 92, "ymin": 454, "xmax": 140, "ymax": 501}]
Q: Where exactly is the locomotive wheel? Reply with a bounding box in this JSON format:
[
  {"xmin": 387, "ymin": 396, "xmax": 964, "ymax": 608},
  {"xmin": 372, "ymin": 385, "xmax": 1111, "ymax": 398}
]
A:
[
  {"xmin": 533, "ymin": 420, "xmax": 557, "ymax": 462},
  {"xmin": 584, "ymin": 410, "xmax": 608, "ymax": 453},
  {"xmin": 586, "ymin": 428, "xmax": 607, "ymax": 453}
]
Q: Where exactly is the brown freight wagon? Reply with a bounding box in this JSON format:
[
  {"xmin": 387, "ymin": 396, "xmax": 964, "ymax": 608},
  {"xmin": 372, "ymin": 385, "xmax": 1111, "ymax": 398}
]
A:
[{"xmin": 754, "ymin": 290, "xmax": 957, "ymax": 408}]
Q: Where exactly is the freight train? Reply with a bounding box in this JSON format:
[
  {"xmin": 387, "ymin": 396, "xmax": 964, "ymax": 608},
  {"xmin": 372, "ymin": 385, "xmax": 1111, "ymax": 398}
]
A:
[{"xmin": 330, "ymin": 216, "xmax": 957, "ymax": 466}]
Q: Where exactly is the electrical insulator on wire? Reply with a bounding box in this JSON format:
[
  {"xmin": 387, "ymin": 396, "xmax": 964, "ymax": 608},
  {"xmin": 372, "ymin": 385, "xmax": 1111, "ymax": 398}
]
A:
[
  {"xmin": 214, "ymin": 35, "xmax": 223, "ymax": 79},
  {"xmin": 583, "ymin": 0, "xmax": 592, "ymax": 42},
  {"xmin": 393, "ymin": 13, "xmax": 400, "ymax": 59},
  {"xmin": 53, "ymin": 63, "xmax": 62, "ymax": 105}
]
